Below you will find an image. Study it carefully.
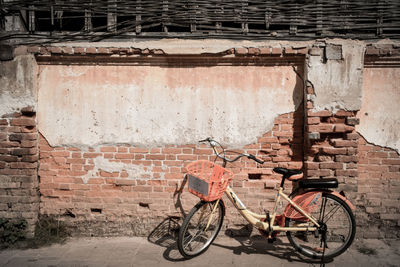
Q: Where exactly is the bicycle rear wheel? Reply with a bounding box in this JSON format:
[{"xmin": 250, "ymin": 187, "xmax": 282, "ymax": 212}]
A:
[
  {"xmin": 177, "ymin": 200, "xmax": 225, "ymax": 258},
  {"xmin": 286, "ymin": 192, "xmax": 356, "ymax": 259}
]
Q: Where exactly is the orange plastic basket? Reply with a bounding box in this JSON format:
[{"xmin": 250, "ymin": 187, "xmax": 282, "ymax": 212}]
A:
[{"xmin": 186, "ymin": 160, "xmax": 234, "ymax": 202}]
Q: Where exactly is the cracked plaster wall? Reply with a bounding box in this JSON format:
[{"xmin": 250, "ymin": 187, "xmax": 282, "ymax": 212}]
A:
[
  {"xmin": 357, "ymin": 67, "xmax": 400, "ymax": 153},
  {"xmin": 307, "ymin": 40, "xmax": 365, "ymax": 113},
  {"xmin": 37, "ymin": 64, "xmax": 302, "ymax": 148},
  {"xmin": 0, "ymin": 55, "xmax": 38, "ymax": 115}
]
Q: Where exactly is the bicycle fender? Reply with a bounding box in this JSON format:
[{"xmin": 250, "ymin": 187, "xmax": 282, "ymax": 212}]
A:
[
  {"xmin": 329, "ymin": 191, "xmax": 355, "ymax": 210},
  {"xmin": 300, "ymin": 189, "xmax": 356, "ymax": 211}
]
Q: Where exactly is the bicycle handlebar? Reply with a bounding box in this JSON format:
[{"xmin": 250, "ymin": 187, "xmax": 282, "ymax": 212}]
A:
[{"xmin": 199, "ymin": 138, "xmax": 264, "ymax": 164}]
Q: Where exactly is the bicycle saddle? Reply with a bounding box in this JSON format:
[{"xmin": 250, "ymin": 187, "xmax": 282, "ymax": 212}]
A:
[
  {"xmin": 299, "ymin": 178, "xmax": 338, "ymax": 189},
  {"xmin": 273, "ymin": 167, "xmax": 303, "ymax": 180}
]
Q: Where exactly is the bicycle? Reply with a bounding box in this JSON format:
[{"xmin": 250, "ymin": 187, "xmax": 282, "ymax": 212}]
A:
[{"xmin": 177, "ymin": 138, "xmax": 356, "ymax": 261}]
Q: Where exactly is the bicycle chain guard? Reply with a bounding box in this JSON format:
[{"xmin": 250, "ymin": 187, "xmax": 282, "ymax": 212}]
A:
[{"xmin": 284, "ymin": 191, "xmax": 323, "ymax": 221}]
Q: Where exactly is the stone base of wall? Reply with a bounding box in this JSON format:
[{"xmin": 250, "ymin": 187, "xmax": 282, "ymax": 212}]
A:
[{"xmin": 0, "ymin": 107, "xmax": 39, "ymax": 237}]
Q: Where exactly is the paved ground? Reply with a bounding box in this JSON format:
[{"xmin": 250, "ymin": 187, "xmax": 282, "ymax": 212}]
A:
[{"xmin": 1, "ymin": 233, "xmax": 399, "ymax": 267}]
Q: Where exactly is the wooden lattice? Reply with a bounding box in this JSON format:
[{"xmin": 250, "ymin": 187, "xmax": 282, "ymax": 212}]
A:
[{"xmin": 1, "ymin": 0, "xmax": 400, "ymax": 43}]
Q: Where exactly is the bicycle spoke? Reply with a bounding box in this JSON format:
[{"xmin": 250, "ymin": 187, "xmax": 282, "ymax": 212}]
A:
[{"xmin": 321, "ymin": 204, "xmax": 341, "ymax": 224}]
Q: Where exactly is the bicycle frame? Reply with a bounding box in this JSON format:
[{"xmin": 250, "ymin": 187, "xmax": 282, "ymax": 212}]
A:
[{"xmin": 223, "ymin": 185, "xmax": 320, "ymax": 233}]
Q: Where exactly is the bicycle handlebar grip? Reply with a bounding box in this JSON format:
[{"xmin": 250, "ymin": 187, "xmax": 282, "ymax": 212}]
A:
[
  {"xmin": 198, "ymin": 138, "xmax": 211, "ymax": 143},
  {"xmin": 248, "ymin": 154, "xmax": 264, "ymax": 164}
]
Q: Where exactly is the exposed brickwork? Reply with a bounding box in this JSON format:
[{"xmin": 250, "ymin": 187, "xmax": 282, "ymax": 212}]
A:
[
  {"xmin": 0, "ymin": 107, "xmax": 39, "ymax": 236},
  {"xmin": 357, "ymin": 136, "xmax": 400, "ymax": 238},
  {"xmin": 38, "ymin": 110, "xmax": 303, "ymax": 236},
  {"xmin": 304, "ymin": 89, "xmax": 359, "ymax": 202}
]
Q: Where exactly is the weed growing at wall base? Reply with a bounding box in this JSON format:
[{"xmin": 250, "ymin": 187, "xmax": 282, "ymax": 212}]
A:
[
  {"xmin": 0, "ymin": 218, "xmax": 27, "ymax": 249},
  {"xmin": 0, "ymin": 215, "xmax": 69, "ymax": 249},
  {"xmin": 28, "ymin": 214, "xmax": 69, "ymax": 248}
]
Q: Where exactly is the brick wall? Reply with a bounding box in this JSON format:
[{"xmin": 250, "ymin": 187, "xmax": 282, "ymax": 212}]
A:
[
  {"xmin": 304, "ymin": 85, "xmax": 359, "ymax": 201},
  {"xmin": 0, "ymin": 107, "xmax": 39, "ymax": 236},
  {"xmin": 357, "ymin": 136, "xmax": 400, "ymax": 238},
  {"xmin": 38, "ymin": 108, "xmax": 303, "ymax": 236}
]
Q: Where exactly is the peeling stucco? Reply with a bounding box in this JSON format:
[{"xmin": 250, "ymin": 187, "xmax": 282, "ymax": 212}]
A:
[
  {"xmin": 55, "ymin": 39, "xmax": 311, "ymax": 55},
  {"xmin": 38, "ymin": 64, "xmax": 302, "ymax": 148},
  {"xmin": 0, "ymin": 55, "xmax": 38, "ymax": 115},
  {"xmin": 307, "ymin": 40, "xmax": 365, "ymax": 113},
  {"xmin": 83, "ymin": 157, "xmax": 154, "ymax": 183},
  {"xmin": 357, "ymin": 67, "xmax": 400, "ymax": 153}
]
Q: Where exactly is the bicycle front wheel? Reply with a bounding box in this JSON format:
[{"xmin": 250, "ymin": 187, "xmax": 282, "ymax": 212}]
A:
[
  {"xmin": 177, "ymin": 200, "xmax": 225, "ymax": 258},
  {"xmin": 286, "ymin": 192, "xmax": 356, "ymax": 259}
]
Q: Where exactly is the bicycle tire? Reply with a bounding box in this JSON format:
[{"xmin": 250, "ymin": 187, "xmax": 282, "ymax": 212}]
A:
[
  {"xmin": 177, "ymin": 200, "xmax": 225, "ymax": 258},
  {"xmin": 286, "ymin": 192, "xmax": 356, "ymax": 259}
]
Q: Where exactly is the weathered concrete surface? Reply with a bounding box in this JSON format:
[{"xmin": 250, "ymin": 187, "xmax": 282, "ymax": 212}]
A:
[
  {"xmin": 307, "ymin": 40, "xmax": 365, "ymax": 112},
  {"xmin": 38, "ymin": 65, "xmax": 301, "ymax": 148},
  {"xmin": 0, "ymin": 55, "xmax": 38, "ymax": 115},
  {"xmin": 56, "ymin": 39, "xmax": 311, "ymax": 55},
  {"xmin": 357, "ymin": 68, "xmax": 400, "ymax": 152},
  {"xmin": 0, "ymin": 236, "xmax": 399, "ymax": 267}
]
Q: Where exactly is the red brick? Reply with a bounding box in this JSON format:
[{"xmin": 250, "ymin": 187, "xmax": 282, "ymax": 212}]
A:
[
  {"xmin": 27, "ymin": 46, "xmax": 40, "ymax": 53},
  {"xmin": 10, "ymin": 162, "xmax": 37, "ymax": 169},
  {"xmin": 86, "ymin": 47, "xmax": 97, "ymax": 54},
  {"xmin": 145, "ymin": 154, "xmax": 165, "ymax": 160},
  {"xmin": 308, "ymin": 110, "xmax": 332, "ymax": 117},
  {"xmin": 319, "ymin": 162, "xmax": 343, "ymax": 169},
  {"xmin": 331, "ymin": 139, "xmax": 358, "ymax": 147},
  {"xmin": 0, "ymin": 155, "xmax": 18, "ymax": 162},
  {"xmin": 177, "ymin": 155, "xmax": 197, "ymax": 161},
  {"xmin": 284, "ymin": 47, "xmax": 296, "ymax": 55},
  {"xmin": 308, "ymin": 124, "xmax": 334, "ymax": 133},
  {"xmin": 61, "ymin": 47, "xmax": 73, "ymax": 54},
  {"xmin": 100, "ymin": 147, "xmax": 117, "ymax": 152},
  {"xmin": 11, "ymin": 148, "xmax": 37, "ymax": 155},
  {"xmin": 72, "ymin": 152, "xmax": 82, "ymax": 158},
  {"xmin": 367, "ymin": 152, "xmax": 388, "ymax": 158},
  {"xmin": 165, "ymin": 173, "xmax": 183, "ymax": 179},
  {"xmin": 307, "ymin": 117, "xmax": 320, "ymax": 124},
  {"xmin": 259, "ymin": 47, "xmax": 271, "ymax": 55},
  {"xmin": 115, "ymin": 153, "xmax": 134, "ymax": 159},
  {"xmin": 193, "ymin": 149, "xmax": 213, "ymax": 155},
  {"xmin": 259, "ymin": 137, "xmax": 278, "ymax": 143},
  {"xmin": 320, "ymin": 147, "xmax": 347, "ymax": 155},
  {"xmin": 130, "ymin": 148, "xmax": 148, "ymax": 153},
  {"xmin": 272, "ymin": 156, "xmax": 291, "ymax": 162},
  {"xmin": 307, "ymin": 169, "xmax": 332, "ymax": 177},
  {"xmin": 335, "ymin": 155, "xmax": 358, "ymax": 163},
  {"xmin": 296, "ymin": 47, "xmax": 309, "ymax": 54},
  {"xmin": 10, "ymin": 118, "xmax": 36, "ymax": 126},
  {"xmin": 50, "ymin": 151, "xmax": 70, "ymax": 157},
  {"xmin": 304, "ymin": 162, "xmax": 319, "ymax": 169},
  {"xmin": 49, "ymin": 47, "xmax": 63, "ymax": 54},
  {"xmin": 335, "ymin": 169, "xmax": 357, "ymax": 177},
  {"xmin": 73, "ymin": 47, "xmax": 85, "ymax": 54},
  {"xmin": 235, "ymin": 48, "xmax": 248, "ymax": 55},
  {"xmin": 66, "ymin": 158, "xmax": 86, "ymax": 164},
  {"xmin": 83, "ymin": 152, "xmax": 102, "ymax": 158},
  {"xmin": 271, "ymin": 47, "xmax": 282, "ymax": 55},
  {"xmin": 248, "ymin": 47, "xmax": 260, "ymax": 55},
  {"xmin": 162, "ymin": 148, "xmax": 182, "ymax": 154},
  {"xmin": 333, "ymin": 124, "xmax": 346, "ymax": 132},
  {"xmin": 382, "ymin": 159, "xmax": 400, "ymax": 165},
  {"xmin": 21, "ymin": 140, "xmax": 36, "ymax": 148}
]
